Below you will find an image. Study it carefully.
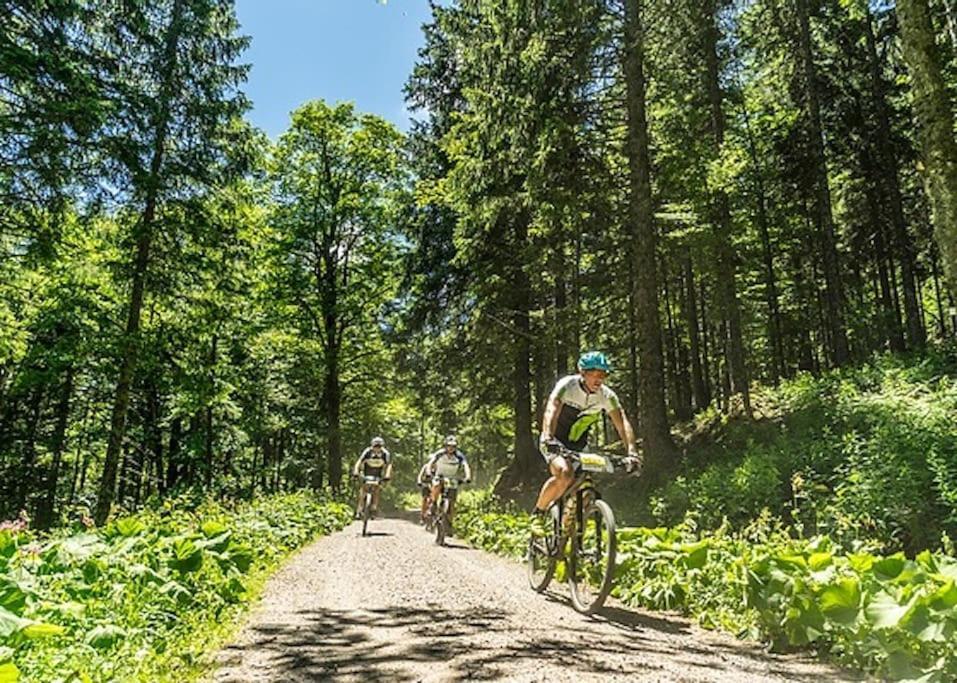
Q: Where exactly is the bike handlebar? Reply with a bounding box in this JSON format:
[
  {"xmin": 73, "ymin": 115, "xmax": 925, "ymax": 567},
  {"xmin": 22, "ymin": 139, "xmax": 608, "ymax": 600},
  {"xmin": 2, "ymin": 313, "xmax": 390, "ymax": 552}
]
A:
[{"xmin": 548, "ymin": 443, "xmax": 642, "ymax": 475}]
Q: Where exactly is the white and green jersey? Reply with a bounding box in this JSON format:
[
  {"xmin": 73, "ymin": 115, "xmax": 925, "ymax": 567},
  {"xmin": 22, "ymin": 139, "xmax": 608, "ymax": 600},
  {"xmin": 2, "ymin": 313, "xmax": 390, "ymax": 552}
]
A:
[{"xmin": 550, "ymin": 374, "xmax": 622, "ymax": 450}]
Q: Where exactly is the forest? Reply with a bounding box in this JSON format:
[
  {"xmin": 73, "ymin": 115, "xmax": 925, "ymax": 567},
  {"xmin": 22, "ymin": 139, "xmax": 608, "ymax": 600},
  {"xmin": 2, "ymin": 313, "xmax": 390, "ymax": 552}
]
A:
[{"xmin": 2, "ymin": 0, "xmax": 957, "ymax": 677}]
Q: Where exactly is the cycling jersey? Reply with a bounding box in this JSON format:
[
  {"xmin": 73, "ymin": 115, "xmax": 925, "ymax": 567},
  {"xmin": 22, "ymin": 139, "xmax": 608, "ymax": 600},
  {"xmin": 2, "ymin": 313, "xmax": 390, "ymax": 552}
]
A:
[
  {"xmin": 549, "ymin": 374, "xmax": 622, "ymax": 451},
  {"xmin": 427, "ymin": 448, "xmax": 467, "ymax": 479},
  {"xmin": 357, "ymin": 447, "xmax": 391, "ymax": 477}
]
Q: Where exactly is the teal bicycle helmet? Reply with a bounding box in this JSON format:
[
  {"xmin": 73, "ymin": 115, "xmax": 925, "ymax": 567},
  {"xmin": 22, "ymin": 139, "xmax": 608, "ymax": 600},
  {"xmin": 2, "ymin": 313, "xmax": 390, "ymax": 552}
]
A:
[{"xmin": 578, "ymin": 351, "xmax": 611, "ymax": 372}]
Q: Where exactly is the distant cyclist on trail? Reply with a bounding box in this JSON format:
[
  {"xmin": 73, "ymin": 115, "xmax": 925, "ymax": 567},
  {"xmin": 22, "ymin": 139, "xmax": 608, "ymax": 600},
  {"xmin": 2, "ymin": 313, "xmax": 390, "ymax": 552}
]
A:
[
  {"xmin": 416, "ymin": 461, "xmax": 433, "ymax": 525},
  {"xmin": 533, "ymin": 351, "xmax": 641, "ymax": 517},
  {"xmin": 352, "ymin": 436, "xmax": 392, "ymax": 519},
  {"xmin": 424, "ymin": 435, "xmax": 471, "ymax": 531}
]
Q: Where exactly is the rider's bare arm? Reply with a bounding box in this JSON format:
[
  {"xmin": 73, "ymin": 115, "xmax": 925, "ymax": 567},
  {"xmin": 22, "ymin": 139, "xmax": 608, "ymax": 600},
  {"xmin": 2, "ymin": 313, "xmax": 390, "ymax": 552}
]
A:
[
  {"xmin": 540, "ymin": 397, "xmax": 561, "ymax": 441},
  {"xmin": 462, "ymin": 461, "xmax": 472, "ymax": 482},
  {"xmin": 609, "ymin": 408, "xmax": 637, "ymax": 454}
]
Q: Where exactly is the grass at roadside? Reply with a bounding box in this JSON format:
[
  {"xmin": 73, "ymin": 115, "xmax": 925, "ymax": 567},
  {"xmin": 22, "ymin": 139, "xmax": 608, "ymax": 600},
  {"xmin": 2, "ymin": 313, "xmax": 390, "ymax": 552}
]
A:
[{"xmin": 0, "ymin": 492, "xmax": 351, "ymax": 682}]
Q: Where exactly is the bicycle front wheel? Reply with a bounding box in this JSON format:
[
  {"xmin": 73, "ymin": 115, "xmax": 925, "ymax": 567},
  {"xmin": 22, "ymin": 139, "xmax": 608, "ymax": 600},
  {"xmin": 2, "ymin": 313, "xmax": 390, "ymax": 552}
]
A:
[
  {"xmin": 526, "ymin": 513, "xmax": 556, "ymax": 592},
  {"xmin": 435, "ymin": 499, "xmax": 448, "ymax": 546},
  {"xmin": 362, "ymin": 491, "xmax": 372, "ymax": 536},
  {"xmin": 568, "ymin": 499, "xmax": 616, "ymax": 614}
]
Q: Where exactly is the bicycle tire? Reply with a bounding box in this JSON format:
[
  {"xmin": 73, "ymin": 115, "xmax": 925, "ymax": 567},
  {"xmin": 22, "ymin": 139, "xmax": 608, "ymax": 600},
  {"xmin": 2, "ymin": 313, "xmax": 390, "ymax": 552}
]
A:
[
  {"xmin": 526, "ymin": 521, "xmax": 556, "ymax": 591},
  {"xmin": 568, "ymin": 498, "xmax": 616, "ymax": 614},
  {"xmin": 435, "ymin": 498, "xmax": 448, "ymax": 546},
  {"xmin": 362, "ymin": 491, "xmax": 372, "ymax": 537}
]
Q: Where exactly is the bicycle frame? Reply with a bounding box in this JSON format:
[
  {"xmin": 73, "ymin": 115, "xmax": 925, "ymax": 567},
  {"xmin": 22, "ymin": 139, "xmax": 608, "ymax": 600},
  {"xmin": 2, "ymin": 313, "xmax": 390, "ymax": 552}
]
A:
[{"xmin": 550, "ymin": 449, "xmax": 615, "ymax": 551}]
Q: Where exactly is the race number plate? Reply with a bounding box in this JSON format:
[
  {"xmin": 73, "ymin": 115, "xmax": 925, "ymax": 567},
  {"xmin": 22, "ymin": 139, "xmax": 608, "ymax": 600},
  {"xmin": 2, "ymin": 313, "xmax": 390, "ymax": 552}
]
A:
[{"xmin": 579, "ymin": 453, "xmax": 612, "ymax": 473}]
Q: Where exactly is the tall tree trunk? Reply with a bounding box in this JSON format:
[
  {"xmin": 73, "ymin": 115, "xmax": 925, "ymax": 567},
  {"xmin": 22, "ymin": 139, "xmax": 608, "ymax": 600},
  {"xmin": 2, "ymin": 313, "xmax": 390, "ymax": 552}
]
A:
[
  {"xmin": 95, "ymin": 0, "xmax": 185, "ymax": 524},
  {"xmin": 933, "ymin": 248, "xmax": 947, "ymax": 336},
  {"xmin": 796, "ymin": 0, "xmax": 850, "ymax": 366},
  {"xmin": 701, "ymin": 0, "xmax": 750, "ymax": 414},
  {"xmin": 500, "ymin": 212, "xmax": 537, "ymax": 488},
  {"xmin": 553, "ymin": 244, "xmax": 569, "ymax": 376},
  {"xmin": 864, "ymin": 7, "xmax": 925, "ymax": 348},
  {"xmin": 623, "ymin": 0, "xmax": 675, "ymax": 467},
  {"xmin": 699, "ymin": 277, "xmax": 714, "ymax": 402},
  {"xmin": 865, "ymin": 166, "xmax": 906, "ymax": 351},
  {"xmin": 36, "ymin": 367, "xmax": 74, "ymax": 529},
  {"xmin": 165, "ymin": 416, "xmax": 183, "ymax": 490},
  {"xmin": 204, "ymin": 334, "xmax": 217, "ymax": 488},
  {"xmin": 13, "ymin": 388, "xmax": 44, "ymax": 513},
  {"xmin": 682, "ymin": 254, "xmax": 708, "ymax": 409},
  {"xmin": 144, "ymin": 382, "xmax": 164, "ymax": 494},
  {"xmin": 897, "ymin": 0, "xmax": 957, "ymax": 299},
  {"xmin": 324, "ymin": 346, "xmax": 342, "ymax": 492},
  {"xmin": 627, "ymin": 258, "xmax": 640, "ymax": 421}
]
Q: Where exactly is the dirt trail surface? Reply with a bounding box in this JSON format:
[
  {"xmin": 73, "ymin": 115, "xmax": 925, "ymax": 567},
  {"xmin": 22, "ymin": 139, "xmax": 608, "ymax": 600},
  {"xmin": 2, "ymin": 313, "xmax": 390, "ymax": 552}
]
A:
[{"xmin": 213, "ymin": 516, "xmax": 859, "ymax": 682}]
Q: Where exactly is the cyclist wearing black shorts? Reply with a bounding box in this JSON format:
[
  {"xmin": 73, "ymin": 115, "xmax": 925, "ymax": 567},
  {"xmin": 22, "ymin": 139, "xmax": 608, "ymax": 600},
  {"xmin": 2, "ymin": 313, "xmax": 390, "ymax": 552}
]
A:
[
  {"xmin": 416, "ymin": 462, "xmax": 433, "ymax": 524},
  {"xmin": 425, "ymin": 435, "xmax": 472, "ymax": 530},
  {"xmin": 352, "ymin": 436, "xmax": 392, "ymax": 519},
  {"xmin": 534, "ymin": 352, "xmax": 641, "ymax": 515}
]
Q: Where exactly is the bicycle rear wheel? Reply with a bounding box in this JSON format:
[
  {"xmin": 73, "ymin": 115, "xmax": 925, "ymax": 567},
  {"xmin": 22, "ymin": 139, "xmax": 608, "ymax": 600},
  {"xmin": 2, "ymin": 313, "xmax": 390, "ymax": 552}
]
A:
[
  {"xmin": 526, "ymin": 509, "xmax": 557, "ymax": 592},
  {"xmin": 568, "ymin": 499, "xmax": 616, "ymax": 614}
]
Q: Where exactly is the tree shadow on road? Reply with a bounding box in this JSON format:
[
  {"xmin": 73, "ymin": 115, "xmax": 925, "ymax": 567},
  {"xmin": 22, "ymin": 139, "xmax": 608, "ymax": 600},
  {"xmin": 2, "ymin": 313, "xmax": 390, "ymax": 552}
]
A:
[{"xmin": 213, "ymin": 600, "xmax": 859, "ymax": 682}]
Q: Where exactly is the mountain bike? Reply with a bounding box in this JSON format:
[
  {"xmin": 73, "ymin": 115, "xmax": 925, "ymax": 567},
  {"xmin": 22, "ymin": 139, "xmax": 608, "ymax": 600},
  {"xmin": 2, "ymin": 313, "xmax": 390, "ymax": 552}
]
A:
[
  {"xmin": 357, "ymin": 475, "xmax": 382, "ymax": 537},
  {"xmin": 526, "ymin": 445, "xmax": 635, "ymax": 614},
  {"xmin": 426, "ymin": 476, "xmax": 461, "ymax": 546}
]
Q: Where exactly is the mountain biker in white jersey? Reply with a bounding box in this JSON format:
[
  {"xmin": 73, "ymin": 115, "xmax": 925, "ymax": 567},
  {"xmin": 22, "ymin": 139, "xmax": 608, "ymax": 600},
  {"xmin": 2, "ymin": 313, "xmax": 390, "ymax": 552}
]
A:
[
  {"xmin": 534, "ymin": 351, "xmax": 641, "ymax": 516},
  {"xmin": 352, "ymin": 436, "xmax": 392, "ymax": 519},
  {"xmin": 425, "ymin": 435, "xmax": 472, "ymax": 531}
]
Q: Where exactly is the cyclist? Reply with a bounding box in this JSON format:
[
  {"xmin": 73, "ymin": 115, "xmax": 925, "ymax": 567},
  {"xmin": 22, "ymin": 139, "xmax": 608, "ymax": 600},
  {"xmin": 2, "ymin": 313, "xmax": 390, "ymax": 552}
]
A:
[
  {"xmin": 425, "ymin": 435, "xmax": 472, "ymax": 531},
  {"xmin": 352, "ymin": 436, "xmax": 392, "ymax": 519},
  {"xmin": 416, "ymin": 461, "xmax": 433, "ymax": 524},
  {"xmin": 534, "ymin": 351, "xmax": 641, "ymax": 516}
]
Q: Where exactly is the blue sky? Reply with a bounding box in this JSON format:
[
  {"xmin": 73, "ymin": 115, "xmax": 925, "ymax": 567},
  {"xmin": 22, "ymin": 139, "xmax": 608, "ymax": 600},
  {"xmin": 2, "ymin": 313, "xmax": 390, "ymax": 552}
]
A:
[{"xmin": 234, "ymin": 0, "xmax": 436, "ymax": 138}]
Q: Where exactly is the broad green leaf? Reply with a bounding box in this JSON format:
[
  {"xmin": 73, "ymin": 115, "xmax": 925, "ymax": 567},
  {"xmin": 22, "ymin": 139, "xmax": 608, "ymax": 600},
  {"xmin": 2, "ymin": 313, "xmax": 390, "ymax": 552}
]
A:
[
  {"xmin": 227, "ymin": 543, "xmax": 253, "ymax": 573},
  {"xmin": 0, "ymin": 533, "xmax": 16, "ymax": 560},
  {"xmin": 936, "ymin": 557, "xmax": 957, "ymax": 581},
  {"xmin": 818, "ymin": 577, "xmax": 861, "ymax": 624},
  {"xmin": 0, "ymin": 607, "xmax": 27, "ymax": 640},
  {"xmin": 114, "ymin": 518, "xmax": 144, "ymax": 537},
  {"xmin": 0, "ymin": 579, "xmax": 26, "ymax": 615},
  {"xmin": 929, "ymin": 580, "xmax": 957, "ymax": 610},
  {"xmin": 201, "ymin": 521, "xmax": 227, "ymax": 537},
  {"xmin": 85, "ymin": 624, "xmax": 126, "ymax": 650},
  {"xmin": 197, "ymin": 531, "xmax": 231, "ymax": 553},
  {"xmin": 20, "ymin": 622, "xmax": 64, "ymax": 640},
  {"xmin": 808, "ymin": 552, "xmax": 832, "ymax": 571},
  {"xmin": 873, "ymin": 554, "xmax": 906, "ymax": 581},
  {"xmin": 848, "ymin": 553, "xmax": 874, "ymax": 573},
  {"xmin": 680, "ymin": 540, "xmax": 708, "ymax": 569},
  {"xmin": 168, "ymin": 538, "xmax": 203, "ymax": 573},
  {"xmin": 0, "ymin": 661, "xmax": 18, "ymax": 683},
  {"xmin": 905, "ymin": 605, "xmax": 951, "ymax": 643},
  {"xmin": 866, "ymin": 591, "xmax": 913, "ymax": 629}
]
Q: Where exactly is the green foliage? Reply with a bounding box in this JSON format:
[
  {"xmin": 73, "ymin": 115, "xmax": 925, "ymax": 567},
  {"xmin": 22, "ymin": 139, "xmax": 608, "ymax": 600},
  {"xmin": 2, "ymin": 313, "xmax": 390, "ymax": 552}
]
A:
[
  {"xmin": 651, "ymin": 353, "xmax": 957, "ymax": 554},
  {"xmin": 456, "ymin": 496, "xmax": 957, "ymax": 681},
  {"xmin": 0, "ymin": 492, "xmax": 349, "ymax": 682}
]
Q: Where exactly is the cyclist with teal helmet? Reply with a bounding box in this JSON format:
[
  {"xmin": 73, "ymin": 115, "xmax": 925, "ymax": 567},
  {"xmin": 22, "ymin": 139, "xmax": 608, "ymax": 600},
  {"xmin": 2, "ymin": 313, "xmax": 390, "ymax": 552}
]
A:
[{"xmin": 534, "ymin": 351, "xmax": 641, "ymax": 515}]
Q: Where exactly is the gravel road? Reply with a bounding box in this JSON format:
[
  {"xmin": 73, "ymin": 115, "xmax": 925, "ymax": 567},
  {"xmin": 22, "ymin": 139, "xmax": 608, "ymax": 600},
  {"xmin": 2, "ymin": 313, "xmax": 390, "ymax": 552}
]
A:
[{"xmin": 212, "ymin": 516, "xmax": 861, "ymax": 682}]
